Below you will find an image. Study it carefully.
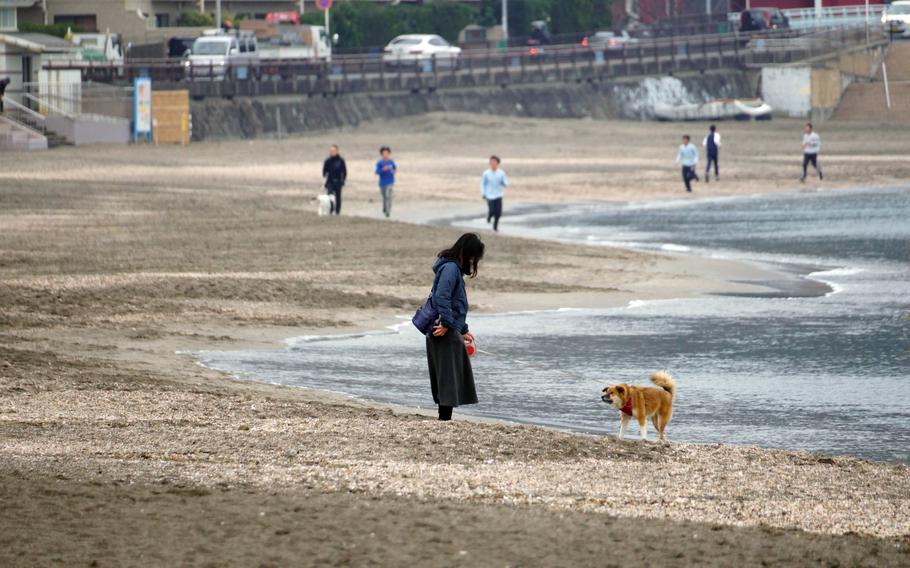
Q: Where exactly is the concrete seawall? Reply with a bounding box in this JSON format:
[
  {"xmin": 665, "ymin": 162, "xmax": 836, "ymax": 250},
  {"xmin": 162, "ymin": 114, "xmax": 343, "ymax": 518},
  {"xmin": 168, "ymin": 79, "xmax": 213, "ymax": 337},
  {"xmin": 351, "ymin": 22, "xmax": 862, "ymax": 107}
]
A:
[{"xmin": 190, "ymin": 71, "xmax": 756, "ymax": 141}]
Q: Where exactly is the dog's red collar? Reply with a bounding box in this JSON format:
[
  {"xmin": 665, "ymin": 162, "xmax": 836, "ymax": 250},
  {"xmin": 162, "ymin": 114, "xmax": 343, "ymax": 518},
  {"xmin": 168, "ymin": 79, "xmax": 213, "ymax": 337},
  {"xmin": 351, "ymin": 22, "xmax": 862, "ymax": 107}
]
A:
[{"xmin": 621, "ymin": 397, "xmax": 634, "ymax": 416}]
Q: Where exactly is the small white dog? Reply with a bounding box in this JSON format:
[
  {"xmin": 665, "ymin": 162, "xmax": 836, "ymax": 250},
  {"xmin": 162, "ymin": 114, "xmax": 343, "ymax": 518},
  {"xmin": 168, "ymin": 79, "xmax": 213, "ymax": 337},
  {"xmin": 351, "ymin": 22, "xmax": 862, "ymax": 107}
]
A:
[{"xmin": 317, "ymin": 194, "xmax": 335, "ymax": 216}]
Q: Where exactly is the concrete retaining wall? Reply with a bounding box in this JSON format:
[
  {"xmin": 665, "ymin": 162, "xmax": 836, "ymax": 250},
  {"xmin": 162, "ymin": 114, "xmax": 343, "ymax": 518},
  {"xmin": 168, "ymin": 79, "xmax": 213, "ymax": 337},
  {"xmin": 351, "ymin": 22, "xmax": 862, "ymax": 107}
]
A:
[
  {"xmin": 46, "ymin": 115, "xmax": 131, "ymax": 145},
  {"xmin": 190, "ymin": 71, "xmax": 756, "ymax": 141},
  {"xmin": 761, "ymin": 66, "xmax": 812, "ymax": 117}
]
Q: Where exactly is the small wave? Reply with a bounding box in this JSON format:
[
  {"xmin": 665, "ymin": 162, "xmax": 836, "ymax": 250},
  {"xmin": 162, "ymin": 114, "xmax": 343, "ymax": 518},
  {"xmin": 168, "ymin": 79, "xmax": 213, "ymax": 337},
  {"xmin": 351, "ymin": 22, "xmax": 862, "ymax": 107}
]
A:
[
  {"xmin": 806, "ymin": 267, "xmax": 864, "ymax": 297},
  {"xmin": 809, "ymin": 267, "xmax": 865, "ymax": 278},
  {"xmin": 660, "ymin": 243, "xmax": 691, "ymax": 252},
  {"xmin": 284, "ymin": 330, "xmax": 399, "ymax": 347}
]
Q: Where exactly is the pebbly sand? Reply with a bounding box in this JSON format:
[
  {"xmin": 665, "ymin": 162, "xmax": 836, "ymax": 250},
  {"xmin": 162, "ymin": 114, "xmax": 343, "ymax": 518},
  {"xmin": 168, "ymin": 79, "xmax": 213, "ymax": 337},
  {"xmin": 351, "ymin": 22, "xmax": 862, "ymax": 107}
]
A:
[{"xmin": 1, "ymin": 115, "xmax": 909, "ymax": 566}]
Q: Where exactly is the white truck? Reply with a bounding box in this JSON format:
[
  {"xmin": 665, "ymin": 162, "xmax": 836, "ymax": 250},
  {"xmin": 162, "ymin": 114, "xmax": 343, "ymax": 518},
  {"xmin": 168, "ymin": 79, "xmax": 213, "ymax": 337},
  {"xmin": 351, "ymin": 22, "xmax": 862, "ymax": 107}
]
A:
[
  {"xmin": 239, "ymin": 21, "xmax": 332, "ymax": 61},
  {"xmin": 70, "ymin": 31, "xmax": 123, "ymax": 63}
]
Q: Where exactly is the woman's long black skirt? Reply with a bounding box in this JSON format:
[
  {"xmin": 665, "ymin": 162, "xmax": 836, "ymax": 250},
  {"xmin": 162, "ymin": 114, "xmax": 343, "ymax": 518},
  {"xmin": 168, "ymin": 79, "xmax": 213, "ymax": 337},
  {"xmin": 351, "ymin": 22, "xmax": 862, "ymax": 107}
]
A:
[{"xmin": 426, "ymin": 331, "xmax": 477, "ymax": 407}]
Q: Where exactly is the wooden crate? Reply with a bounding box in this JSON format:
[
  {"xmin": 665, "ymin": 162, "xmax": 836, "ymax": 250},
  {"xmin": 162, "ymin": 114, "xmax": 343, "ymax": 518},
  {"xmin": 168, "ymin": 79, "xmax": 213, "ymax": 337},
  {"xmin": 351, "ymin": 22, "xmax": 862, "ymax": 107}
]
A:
[{"xmin": 152, "ymin": 90, "xmax": 190, "ymax": 145}]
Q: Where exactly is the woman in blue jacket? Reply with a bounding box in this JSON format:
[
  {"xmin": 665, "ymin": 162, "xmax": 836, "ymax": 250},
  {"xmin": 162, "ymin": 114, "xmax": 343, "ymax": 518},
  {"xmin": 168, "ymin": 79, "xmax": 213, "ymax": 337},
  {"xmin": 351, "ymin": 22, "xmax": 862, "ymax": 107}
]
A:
[{"xmin": 427, "ymin": 233, "xmax": 485, "ymax": 421}]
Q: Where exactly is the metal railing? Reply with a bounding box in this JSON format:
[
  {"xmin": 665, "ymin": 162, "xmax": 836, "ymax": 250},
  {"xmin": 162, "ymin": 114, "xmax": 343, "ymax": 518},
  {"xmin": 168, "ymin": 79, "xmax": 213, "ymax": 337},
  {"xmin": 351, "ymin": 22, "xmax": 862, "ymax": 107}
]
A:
[
  {"xmin": 2, "ymin": 96, "xmax": 47, "ymax": 135},
  {"xmin": 22, "ymin": 81, "xmax": 133, "ymax": 121},
  {"xmin": 41, "ymin": 25, "xmax": 886, "ymax": 99},
  {"xmin": 728, "ymin": 4, "xmax": 886, "ymax": 30}
]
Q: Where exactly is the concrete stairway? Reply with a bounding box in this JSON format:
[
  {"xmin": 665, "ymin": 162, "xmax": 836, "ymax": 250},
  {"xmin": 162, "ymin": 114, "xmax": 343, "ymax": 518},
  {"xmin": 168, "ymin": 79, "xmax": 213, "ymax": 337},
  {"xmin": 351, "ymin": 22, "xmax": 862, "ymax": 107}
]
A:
[
  {"xmin": 832, "ymin": 42, "xmax": 910, "ymax": 122},
  {"xmin": 0, "ymin": 116, "xmax": 48, "ymax": 151}
]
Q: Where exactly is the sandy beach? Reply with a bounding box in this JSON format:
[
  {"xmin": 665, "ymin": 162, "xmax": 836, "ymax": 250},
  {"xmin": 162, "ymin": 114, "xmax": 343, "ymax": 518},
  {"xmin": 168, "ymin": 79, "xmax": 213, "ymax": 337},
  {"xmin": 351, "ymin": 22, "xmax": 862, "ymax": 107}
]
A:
[{"xmin": 2, "ymin": 115, "xmax": 909, "ymax": 566}]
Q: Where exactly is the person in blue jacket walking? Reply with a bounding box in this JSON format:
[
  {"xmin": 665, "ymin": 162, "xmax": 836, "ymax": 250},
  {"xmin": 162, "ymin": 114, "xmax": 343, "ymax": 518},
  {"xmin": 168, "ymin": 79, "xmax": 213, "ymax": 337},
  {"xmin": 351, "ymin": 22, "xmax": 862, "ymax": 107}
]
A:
[
  {"xmin": 426, "ymin": 233, "xmax": 485, "ymax": 421},
  {"xmin": 374, "ymin": 146, "xmax": 397, "ymax": 218},
  {"xmin": 675, "ymin": 135, "xmax": 700, "ymax": 192},
  {"xmin": 480, "ymin": 155, "xmax": 508, "ymax": 231}
]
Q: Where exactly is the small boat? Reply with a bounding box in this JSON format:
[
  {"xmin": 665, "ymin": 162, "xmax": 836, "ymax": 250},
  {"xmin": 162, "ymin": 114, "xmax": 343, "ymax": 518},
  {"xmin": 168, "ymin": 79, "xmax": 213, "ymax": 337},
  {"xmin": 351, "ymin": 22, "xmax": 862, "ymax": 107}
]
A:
[{"xmin": 653, "ymin": 98, "xmax": 774, "ymax": 121}]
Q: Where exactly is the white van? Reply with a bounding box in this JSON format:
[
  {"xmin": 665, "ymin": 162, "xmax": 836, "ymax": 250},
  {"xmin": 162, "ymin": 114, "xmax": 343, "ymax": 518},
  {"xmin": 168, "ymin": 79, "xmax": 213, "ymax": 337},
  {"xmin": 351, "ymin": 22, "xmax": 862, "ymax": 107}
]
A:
[
  {"xmin": 184, "ymin": 30, "xmax": 259, "ymax": 80},
  {"xmin": 882, "ymin": 0, "xmax": 910, "ymax": 37}
]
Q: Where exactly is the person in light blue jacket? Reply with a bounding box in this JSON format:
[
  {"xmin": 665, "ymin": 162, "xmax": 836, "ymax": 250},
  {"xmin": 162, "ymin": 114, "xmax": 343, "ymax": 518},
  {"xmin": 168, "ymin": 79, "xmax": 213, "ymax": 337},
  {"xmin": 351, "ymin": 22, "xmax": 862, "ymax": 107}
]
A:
[
  {"xmin": 480, "ymin": 155, "xmax": 508, "ymax": 231},
  {"xmin": 675, "ymin": 135, "xmax": 700, "ymax": 193}
]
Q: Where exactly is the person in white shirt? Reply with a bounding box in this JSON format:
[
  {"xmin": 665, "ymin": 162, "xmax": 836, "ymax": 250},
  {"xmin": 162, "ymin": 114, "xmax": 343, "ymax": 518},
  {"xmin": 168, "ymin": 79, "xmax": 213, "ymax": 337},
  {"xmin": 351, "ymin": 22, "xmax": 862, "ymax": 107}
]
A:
[
  {"xmin": 702, "ymin": 124, "xmax": 721, "ymax": 182},
  {"xmin": 675, "ymin": 135, "xmax": 700, "ymax": 192},
  {"xmin": 801, "ymin": 122, "xmax": 823, "ymax": 182}
]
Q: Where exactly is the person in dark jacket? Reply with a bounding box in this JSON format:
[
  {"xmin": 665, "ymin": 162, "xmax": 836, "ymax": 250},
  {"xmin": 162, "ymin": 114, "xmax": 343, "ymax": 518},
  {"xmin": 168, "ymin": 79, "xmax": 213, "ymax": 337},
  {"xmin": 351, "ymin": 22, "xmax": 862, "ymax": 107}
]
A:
[
  {"xmin": 322, "ymin": 144, "xmax": 347, "ymax": 215},
  {"xmin": 702, "ymin": 124, "xmax": 721, "ymax": 182},
  {"xmin": 0, "ymin": 77, "xmax": 10, "ymax": 113},
  {"xmin": 426, "ymin": 233, "xmax": 485, "ymax": 421}
]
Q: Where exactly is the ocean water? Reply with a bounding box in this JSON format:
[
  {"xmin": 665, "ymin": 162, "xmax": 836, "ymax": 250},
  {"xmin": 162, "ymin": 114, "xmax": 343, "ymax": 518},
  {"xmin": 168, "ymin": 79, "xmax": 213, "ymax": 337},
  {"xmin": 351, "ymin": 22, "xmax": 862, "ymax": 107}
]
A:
[{"xmin": 196, "ymin": 187, "xmax": 910, "ymax": 463}]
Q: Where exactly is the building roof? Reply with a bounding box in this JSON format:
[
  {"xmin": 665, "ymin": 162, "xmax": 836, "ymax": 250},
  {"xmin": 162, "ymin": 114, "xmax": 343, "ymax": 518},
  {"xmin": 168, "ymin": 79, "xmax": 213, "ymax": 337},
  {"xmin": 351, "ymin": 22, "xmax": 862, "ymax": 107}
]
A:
[
  {"xmin": 0, "ymin": 32, "xmax": 79, "ymax": 52},
  {"xmin": 0, "ymin": 0, "xmax": 40, "ymax": 7}
]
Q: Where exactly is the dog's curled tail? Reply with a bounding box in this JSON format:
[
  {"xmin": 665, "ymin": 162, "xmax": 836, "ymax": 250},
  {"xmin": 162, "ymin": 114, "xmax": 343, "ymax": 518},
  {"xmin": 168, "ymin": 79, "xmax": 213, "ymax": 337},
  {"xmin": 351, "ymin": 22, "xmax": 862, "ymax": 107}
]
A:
[{"xmin": 651, "ymin": 371, "xmax": 676, "ymax": 399}]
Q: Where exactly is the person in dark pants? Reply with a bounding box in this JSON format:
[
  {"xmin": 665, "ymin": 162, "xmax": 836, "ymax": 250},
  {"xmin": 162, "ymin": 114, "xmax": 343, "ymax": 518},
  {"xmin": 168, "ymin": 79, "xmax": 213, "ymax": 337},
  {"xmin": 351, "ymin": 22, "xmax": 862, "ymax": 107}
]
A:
[
  {"xmin": 0, "ymin": 77, "xmax": 10, "ymax": 113},
  {"xmin": 374, "ymin": 146, "xmax": 396, "ymax": 218},
  {"xmin": 322, "ymin": 144, "xmax": 347, "ymax": 215},
  {"xmin": 800, "ymin": 122, "xmax": 823, "ymax": 182},
  {"xmin": 702, "ymin": 124, "xmax": 721, "ymax": 182},
  {"xmin": 426, "ymin": 233, "xmax": 485, "ymax": 421},
  {"xmin": 675, "ymin": 135, "xmax": 699, "ymax": 192},
  {"xmin": 480, "ymin": 156, "xmax": 508, "ymax": 232}
]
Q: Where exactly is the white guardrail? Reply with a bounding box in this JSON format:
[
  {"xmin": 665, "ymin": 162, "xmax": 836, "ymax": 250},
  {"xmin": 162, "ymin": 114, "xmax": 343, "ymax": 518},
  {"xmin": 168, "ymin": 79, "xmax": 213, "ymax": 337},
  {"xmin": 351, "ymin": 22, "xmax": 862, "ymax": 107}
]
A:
[{"xmin": 729, "ymin": 4, "xmax": 886, "ymax": 30}]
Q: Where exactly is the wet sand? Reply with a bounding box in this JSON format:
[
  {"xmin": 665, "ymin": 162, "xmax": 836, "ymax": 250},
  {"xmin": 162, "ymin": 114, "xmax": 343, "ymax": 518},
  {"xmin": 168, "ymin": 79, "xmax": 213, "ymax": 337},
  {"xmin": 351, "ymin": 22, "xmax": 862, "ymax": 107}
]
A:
[{"xmin": 2, "ymin": 115, "xmax": 909, "ymax": 566}]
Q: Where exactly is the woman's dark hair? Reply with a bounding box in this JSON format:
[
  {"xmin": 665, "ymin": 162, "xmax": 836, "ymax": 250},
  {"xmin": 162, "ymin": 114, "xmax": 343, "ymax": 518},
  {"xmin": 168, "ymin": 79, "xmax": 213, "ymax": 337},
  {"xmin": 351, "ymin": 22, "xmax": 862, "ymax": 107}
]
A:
[
  {"xmin": 439, "ymin": 233, "xmax": 485, "ymax": 278},
  {"xmin": 380, "ymin": 146, "xmax": 391, "ymax": 154}
]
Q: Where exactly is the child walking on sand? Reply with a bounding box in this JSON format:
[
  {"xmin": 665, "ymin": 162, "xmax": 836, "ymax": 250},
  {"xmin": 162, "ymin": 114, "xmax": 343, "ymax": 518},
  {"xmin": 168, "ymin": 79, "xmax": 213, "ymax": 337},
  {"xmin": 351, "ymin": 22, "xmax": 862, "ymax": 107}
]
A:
[
  {"xmin": 480, "ymin": 156, "xmax": 508, "ymax": 231},
  {"xmin": 675, "ymin": 135, "xmax": 700, "ymax": 193},
  {"xmin": 703, "ymin": 124, "xmax": 721, "ymax": 183},
  {"xmin": 375, "ymin": 146, "xmax": 397, "ymax": 218}
]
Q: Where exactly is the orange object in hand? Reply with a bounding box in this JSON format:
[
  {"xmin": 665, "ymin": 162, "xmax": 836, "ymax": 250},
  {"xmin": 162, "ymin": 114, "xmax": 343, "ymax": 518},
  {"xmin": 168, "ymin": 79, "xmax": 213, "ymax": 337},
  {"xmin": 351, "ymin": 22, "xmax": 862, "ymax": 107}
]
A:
[{"xmin": 465, "ymin": 337, "xmax": 476, "ymax": 357}]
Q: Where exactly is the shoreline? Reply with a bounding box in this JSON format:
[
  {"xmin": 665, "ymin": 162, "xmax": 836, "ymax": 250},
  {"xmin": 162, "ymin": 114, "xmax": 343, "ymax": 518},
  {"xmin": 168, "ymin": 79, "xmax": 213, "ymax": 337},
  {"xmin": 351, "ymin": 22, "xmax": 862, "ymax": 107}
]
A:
[{"xmin": 185, "ymin": 196, "xmax": 874, "ymax": 461}]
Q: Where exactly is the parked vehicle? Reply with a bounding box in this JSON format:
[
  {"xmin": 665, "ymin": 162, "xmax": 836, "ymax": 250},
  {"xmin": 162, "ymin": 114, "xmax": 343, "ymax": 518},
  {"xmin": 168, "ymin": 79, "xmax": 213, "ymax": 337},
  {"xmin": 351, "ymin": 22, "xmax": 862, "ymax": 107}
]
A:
[
  {"xmin": 168, "ymin": 37, "xmax": 196, "ymax": 58},
  {"xmin": 882, "ymin": 0, "xmax": 910, "ymax": 37},
  {"xmin": 526, "ymin": 20, "xmax": 551, "ymax": 57},
  {"xmin": 184, "ymin": 30, "xmax": 259, "ymax": 81},
  {"xmin": 527, "ymin": 20, "xmax": 552, "ymax": 45},
  {"xmin": 239, "ymin": 20, "xmax": 331, "ymax": 60},
  {"xmin": 584, "ymin": 30, "xmax": 637, "ymax": 50},
  {"xmin": 739, "ymin": 8, "xmax": 790, "ymax": 32},
  {"xmin": 382, "ymin": 34, "xmax": 461, "ymax": 68},
  {"xmin": 71, "ymin": 32, "xmax": 123, "ymax": 62}
]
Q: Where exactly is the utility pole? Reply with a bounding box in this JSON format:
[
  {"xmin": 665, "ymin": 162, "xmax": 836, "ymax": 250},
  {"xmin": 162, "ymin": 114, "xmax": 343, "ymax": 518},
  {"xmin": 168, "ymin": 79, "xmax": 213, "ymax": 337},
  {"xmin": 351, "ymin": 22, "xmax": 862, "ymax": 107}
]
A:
[
  {"xmin": 865, "ymin": 0, "xmax": 870, "ymax": 45},
  {"xmin": 215, "ymin": 0, "xmax": 221, "ymax": 28},
  {"xmin": 300, "ymin": 0, "xmax": 305, "ymax": 16},
  {"xmin": 325, "ymin": 7, "xmax": 330, "ymax": 61},
  {"xmin": 501, "ymin": 0, "xmax": 508, "ymax": 43}
]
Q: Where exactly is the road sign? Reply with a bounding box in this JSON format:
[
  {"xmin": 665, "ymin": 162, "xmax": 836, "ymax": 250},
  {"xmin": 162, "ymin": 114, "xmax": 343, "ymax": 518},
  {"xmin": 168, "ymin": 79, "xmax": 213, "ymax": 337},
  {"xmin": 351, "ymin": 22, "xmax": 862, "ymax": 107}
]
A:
[
  {"xmin": 316, "ymin": 0, "xmax": 332, "ymax": 10},
  {"xmin": 133, "ymin": 76, "xmax": 152, "ymax": 143}
]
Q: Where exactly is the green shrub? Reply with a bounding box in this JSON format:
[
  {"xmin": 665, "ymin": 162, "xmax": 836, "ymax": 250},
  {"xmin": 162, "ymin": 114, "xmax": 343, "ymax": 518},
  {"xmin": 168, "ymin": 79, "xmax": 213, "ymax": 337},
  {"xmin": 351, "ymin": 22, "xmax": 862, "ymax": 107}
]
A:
[
  {"xmin": 177, "ymin": 11, "xmax": 216, "ymax": 27},
  {"xmin": 17, "ymin": 21, "xmax": 70, "ymax": 38}
]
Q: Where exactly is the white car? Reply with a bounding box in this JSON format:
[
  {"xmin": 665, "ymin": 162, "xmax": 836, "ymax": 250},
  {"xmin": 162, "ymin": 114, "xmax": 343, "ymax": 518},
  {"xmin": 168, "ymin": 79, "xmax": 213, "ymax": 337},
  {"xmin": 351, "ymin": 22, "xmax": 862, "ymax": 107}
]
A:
[
  {"xmin": 587, "ymin": 30, "xmax": 637, "ymax": 50},
  {"xmin": 882, "ymin": 0, "xmax": 910, "ymax": 37},
  {"xmin": 185, "ymin": 31, "xmax": 259, "ymax": 81},
  {"xmin": 382, "ymin": 34, "xmax": 461, "ymax": 68}
]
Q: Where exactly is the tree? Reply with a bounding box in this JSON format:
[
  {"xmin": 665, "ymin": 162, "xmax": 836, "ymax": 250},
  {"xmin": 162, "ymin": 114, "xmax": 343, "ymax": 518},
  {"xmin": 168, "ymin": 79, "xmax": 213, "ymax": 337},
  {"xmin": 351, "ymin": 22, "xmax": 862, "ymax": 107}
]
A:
[
  {"xmin": 177, "ymin": 11, "xmax": 216, "ymax": 27},
  {"xmin": 301, "ymin": 0, "xmax": 473, "ymax": 50}
]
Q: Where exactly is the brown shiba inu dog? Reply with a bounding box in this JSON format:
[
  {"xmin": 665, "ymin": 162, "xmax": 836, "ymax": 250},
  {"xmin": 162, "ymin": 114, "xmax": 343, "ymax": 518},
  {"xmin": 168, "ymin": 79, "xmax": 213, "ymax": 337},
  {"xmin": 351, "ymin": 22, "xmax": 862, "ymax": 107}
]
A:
[{"xmin": 601, "ymin": 371, "xmax": 676, "ymax": 442}]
